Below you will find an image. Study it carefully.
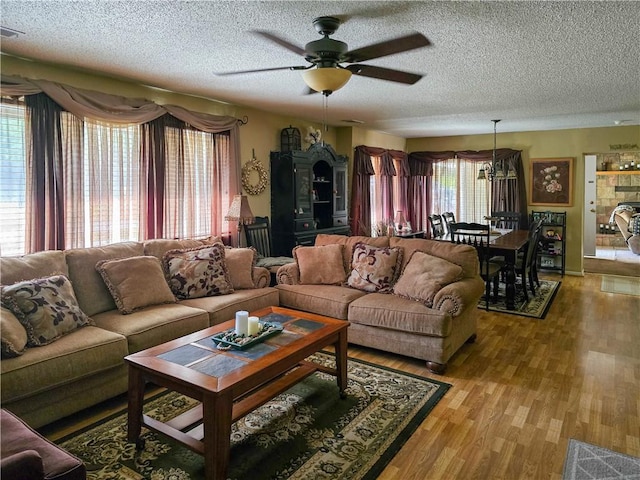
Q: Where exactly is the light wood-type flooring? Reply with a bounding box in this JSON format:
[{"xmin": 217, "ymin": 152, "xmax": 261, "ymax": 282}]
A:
[{"xmin": 42, "ymin": 272, "xmax": 639, "ymax": 479}]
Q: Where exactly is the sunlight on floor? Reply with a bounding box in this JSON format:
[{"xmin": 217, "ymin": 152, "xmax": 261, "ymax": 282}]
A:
[{"xmin": 590, "ymin": 246, "xmax": 640, "ymax": 264}]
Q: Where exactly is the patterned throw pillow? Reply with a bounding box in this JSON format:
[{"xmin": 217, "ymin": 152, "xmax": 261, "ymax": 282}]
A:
[
  {"xmin": 96, "ymin": 256, "xmax": 177, "ymax": 314},
  {"xmin": 163, "ymin": 244, "xmax": 234, "ymax": 299},
  {"xmin": 393, "ymin": 250, "xmax": 464, "ymax": 307},
  {"xmin": 346, "ymin": 243, "xmax": 403, "ymax": 293},
  {"xmin": 631, "ymin": 214, "xmax": 640, "ymax": 236},
  {"xmin": 1, "ymin": 275, "xmax": 93, "ymax": 346}
]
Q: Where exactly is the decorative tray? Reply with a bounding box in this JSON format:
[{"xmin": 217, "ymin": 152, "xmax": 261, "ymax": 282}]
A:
[{"xmin": 212, "ymin": 322, "xmax": 283, "ymax": 350}]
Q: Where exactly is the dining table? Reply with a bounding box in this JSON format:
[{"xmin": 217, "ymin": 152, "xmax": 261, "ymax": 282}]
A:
[{"xmin": 439, "ymin": 228, "xmax": 530, "ymax": 310}]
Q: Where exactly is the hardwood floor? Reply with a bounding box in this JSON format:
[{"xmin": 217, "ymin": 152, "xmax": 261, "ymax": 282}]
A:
[
  {"xmin": 348, "ymin": 272, "xmax": 640, "ymax": 480},
  {"xmin": 41, "ymin": 272, "xmax": 639, "ymax": 479}
]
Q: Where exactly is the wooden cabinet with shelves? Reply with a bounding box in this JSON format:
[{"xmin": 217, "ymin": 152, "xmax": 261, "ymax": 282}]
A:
[
  {"xmin": 531, "ymin": 210, "xmax": 566, "ymax": 276},
  {"xmin": 270, "ymin": 143, "xmax": 349, "ymax": 256}
]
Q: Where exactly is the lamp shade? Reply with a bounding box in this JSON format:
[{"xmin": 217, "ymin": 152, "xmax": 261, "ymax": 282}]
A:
[
  {"xmin": 225, "ymin": 195, "xmax": 255, "ymax": 226},
  {"xmin": 394, "ymin": 210, "xmax": 406, "ymax": 225},
  {"xmin": 302, "ymin": 67, "xmax": 352, "ymax": 94}
]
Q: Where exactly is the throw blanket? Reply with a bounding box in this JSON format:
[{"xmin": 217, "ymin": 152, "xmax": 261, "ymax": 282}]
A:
[
  {"xmin": 256, "ymin": 256, "xmax": 295, "ymax": 268},
  {"xmin": 609, "ymin": 204, "xmax": 636, "ymax": 224}
]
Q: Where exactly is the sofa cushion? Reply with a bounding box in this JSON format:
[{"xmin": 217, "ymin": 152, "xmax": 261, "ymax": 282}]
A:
[
  {"xmin": 0, "ymin": 250, "xmax": 69, "ymax": 286},
  {"xmin": 142, "ymin": 236, "xmax": 221, "ymax": 260},
  {"xmin": 349, "ymin": 293, "xmax": 452, "ymax": 338},
  {"xmin": 2, "ymin": 275, "xmax": 94, "ymax": 347},
  {"xmin": 1, "ymin": 325, "xmax": 128, "ymax": 403},
  {"xmin": 181, "ymin": 287, "xmax": 280, "ymax": 326},
  {"xmin": 65, "ymin": 241, "xmax": 144, "ymax": 316},
  {"xmin": 92, "ymin": 303, "xmax": 210, "ymax": 353},
  {"xmin": 293, "ymin": 244, "xmax": 346, "ymax": 285},
  {"xmin": 315, "ymin": 234, "xmax": 390, "ymax": 270},
  {"xmin": 0, "ymin": 307, "xmax": 28, "ymax": 357},
  {"xmin": 346, "ymin": 243, "xmax": 403, "ymax": 293},
  {"xmin": 96, "ymin": 256, "xmax": 176, "ymax": 314},
  {"xmin": 224, "ymin": 247, "xmax": 257, "ymax": 289},
  {"xmin": 163, "ymin": 244, "xmax": 234, "ymax": 299},
  {"xmin": 393, "ymin": 251, "xmax": 464, "ymax": 307},
  {"xmin": 390, "ymin": 237, "xmax": 480, "ymax": 278},
  {"xmin": 276, "ymin": 284, "xmax": 366, "ymax": 320}
]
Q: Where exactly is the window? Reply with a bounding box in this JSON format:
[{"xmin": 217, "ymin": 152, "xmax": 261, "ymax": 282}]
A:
[
  {"xmin": 0, "ymin": 99, "xmax": 26, "ymax": 256},
  {"xmin": 0, "ymin": 98, "xmax": 231, "ymax": 255},
  {"xmin": 429, "ymin": 157, "xmax": 489, "ymax": 222}
]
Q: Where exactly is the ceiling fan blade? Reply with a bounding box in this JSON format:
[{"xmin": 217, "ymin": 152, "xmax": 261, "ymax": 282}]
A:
[
  {"xmin": 254, "ymin": 31, "xmax": 306, "ymax": 56},
  {"xmin": 215, "ymin": 65, "xmax": 308, "ymax": 76},
  {"xmin": 346, "ymin": 64, "xmax": 423, "ymax": 85},
  {"xmin": 343, "ymin": 32, "xmax": 430, "ymax": 63}
]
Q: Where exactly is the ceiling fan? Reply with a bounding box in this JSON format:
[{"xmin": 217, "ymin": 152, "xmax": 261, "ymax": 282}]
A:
[{"xmin": 216, "ymin": 16, "xmax": 431, "ymax": 96}]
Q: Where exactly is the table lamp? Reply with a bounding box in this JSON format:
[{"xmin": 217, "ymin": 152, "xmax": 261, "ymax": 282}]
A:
[{"xmin": 225, "ymin": 195, "xmax": 255, "ymax": 246}]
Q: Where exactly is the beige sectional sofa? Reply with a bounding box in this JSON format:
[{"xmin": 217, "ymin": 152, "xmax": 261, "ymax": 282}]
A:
[
  {"xmin": 276, "ymin": 234, "xmax": 485, "ymax": 374},
  {"xmin": 1, "ymin": 238, "xmax": 279, "ymax": 428}
]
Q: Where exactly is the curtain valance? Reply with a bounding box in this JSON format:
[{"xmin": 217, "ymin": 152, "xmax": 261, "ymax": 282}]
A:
[{"xmin": 1, "ymin": 75, "xmax": 241, "ymax": 132}]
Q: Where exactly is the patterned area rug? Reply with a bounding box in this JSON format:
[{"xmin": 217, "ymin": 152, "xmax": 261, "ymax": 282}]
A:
[
  {"xmin": 478, "ymin": 279, "xmax": 561, "ymax": 319},
  {"xmin": 58, "ymin": 353, "xmax": 450, "ymax": 480},
  {"xmin": 563, "ymin": 439, "xmax": 640, "ymax": 479}
]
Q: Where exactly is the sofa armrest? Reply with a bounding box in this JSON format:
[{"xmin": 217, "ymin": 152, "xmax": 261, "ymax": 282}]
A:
[
  {"xmin": 433, "ymin": 277, "xmax": 484, "ymax": 316},
  {"xmin": 1, "ymin": 450, "xmax": 44, "ymax": 480},
  {"xmin": 275, "ymin": 262, "xmax": 300, "ymax": 285},
  {"xmin": 252, "ymin": 267, "xmax": 270, "ymax": 288}
]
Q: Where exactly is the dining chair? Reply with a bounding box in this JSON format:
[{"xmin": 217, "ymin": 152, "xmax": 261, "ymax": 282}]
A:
[
  {"xmin": 442, "ymin": 212, "xmax": 456, "ymax": 233},
  {"xmin": 427, "ymin": 214, "xmax": 446, "ymax": 238},
  {"xmin": 515, "ymin": 218, "xmax": 544, "ymax": 300},
  {"xmin": 244, "ymin": 216, "xmax": 294, "ymax": 285},
  {"xmin": 490, "ymin": 211, "xmax": 521, "ymax": 230},
  {"xmin": 449, "ymin": 222, "xmax": 502, "ymax": 310}
]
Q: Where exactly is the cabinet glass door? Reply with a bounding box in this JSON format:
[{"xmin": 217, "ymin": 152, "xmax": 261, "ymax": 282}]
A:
[
  {"xmin": 294, "ymin": 164, "xmax": 313, "ymax": 218},
  {"xmin": 333, "ymin": 165, "xmax": 347, "ymax": 216}
]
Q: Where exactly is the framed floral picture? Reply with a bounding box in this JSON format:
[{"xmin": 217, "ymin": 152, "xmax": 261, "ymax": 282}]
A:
[{"xmin": 529, "ymin": 157, "xmax": 574, "ymax": 206}]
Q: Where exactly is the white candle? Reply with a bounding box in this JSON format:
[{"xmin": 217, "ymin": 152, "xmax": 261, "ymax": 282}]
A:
[
  {"xmin": 235, "ymin": 311, "xmax": 248, "ymax": 336},
  {"xmin": 248, "ymin": 316, "xmax": 260, "ymax": 336}
]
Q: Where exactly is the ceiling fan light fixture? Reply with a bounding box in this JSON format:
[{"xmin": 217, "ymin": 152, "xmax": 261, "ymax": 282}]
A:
[{"xmin": 302, "ymin": 67, "xmax": 352, "ymax": 95}]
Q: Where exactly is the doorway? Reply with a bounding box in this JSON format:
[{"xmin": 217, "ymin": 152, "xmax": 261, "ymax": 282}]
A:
[{"xmin": 583, "ymin": 151, "xmax": 640, "ymax": 276}]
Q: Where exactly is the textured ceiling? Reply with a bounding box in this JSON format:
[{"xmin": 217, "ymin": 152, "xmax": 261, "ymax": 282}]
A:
[{"xmin": 1, "ymin": 1, "xmax": 639, "ymax": 137}]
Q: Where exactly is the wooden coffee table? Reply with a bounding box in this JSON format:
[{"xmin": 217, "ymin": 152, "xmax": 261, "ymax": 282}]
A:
[{"xmin": 125, "ymin": 306, "xmax": 349, "ymax": 480}]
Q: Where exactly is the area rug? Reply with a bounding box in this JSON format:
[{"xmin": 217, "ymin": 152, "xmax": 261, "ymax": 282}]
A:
[
  {"xmin": 477, "ymin": 279, "xmax": 561, "ymax": 319},
  {"xmin": 562, "ymin": 438, "xmax": 640, "ymax": 479},
  {"xmin": 57, "ymin": 352, "xmax": 450, "ymax": 480},
  {"xmin": 601, "ymin": 275, "xmax": 640, "ymax": 297}
]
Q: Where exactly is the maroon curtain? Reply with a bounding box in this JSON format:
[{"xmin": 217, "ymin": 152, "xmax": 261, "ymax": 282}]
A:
[
  {"xmin": 24, "ymin": 93, "xmax": 65, "ymax": 252},
  {"xmin": 140, "ymin": 116, "xmax": 167, "ymax": 239},
  {"xmin": 350, "ymin": 146, "xmax": 409, "ymax": 236},
  {"xmin": 457, "ymin": 149, "xmax": 527, "ymax": 229},
  {"xmin": 349, "ymin": 146, "xmax": 376, "ymax": 235},
  {"xmin": 408, "ymin": 151, "xmax": 455, "ymax": 236}
]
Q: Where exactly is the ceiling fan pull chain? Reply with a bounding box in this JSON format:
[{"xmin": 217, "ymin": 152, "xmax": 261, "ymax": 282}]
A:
[{"xmin": 323, "ymin": 94, "xmax": 329, "ymax": 132}]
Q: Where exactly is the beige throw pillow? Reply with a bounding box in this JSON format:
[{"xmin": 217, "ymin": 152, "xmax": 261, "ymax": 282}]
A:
[
  {"xmin": 224, "ymin": 247, "xmax": 257, "ymax": 289},
  {"xmin": 293, "ymin": 244, "xmax": 346, "ymax": 285},
  {"xmin": 0, "ymin": 305, "xmax": 28, "ymax": 357},
  {"xmin": 1, "ymin": 275, "xmax": 94, "ymax": 346},
  {"xmin": 393, "ymin": 250, "xmax": 464, "ymax": 307},
  {"xmin": 163, "ymin": 244, "xmax": 234, "ymax": 299},
  {"xmin": 96, "ymin": 256, "xmax": 176, "ymax": 314},
  {"xmin": 346, "ymin": 243, "xmax": 403, "ymax": 293}
]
